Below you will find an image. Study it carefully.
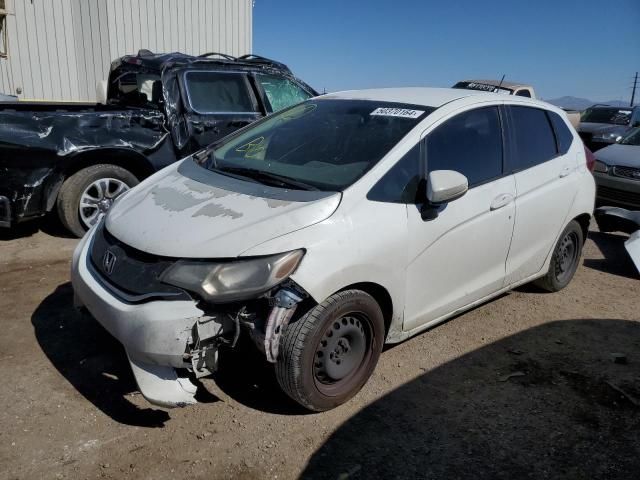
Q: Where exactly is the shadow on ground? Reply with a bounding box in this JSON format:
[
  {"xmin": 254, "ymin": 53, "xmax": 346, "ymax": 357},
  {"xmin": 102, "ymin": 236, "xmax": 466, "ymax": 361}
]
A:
[
  {"xmin": 585, "ymin": 231, "xmax": 639, "ymax": 280},
  {"xmin": 213, "ymin": 339, "xmax": 309, "ymax": 415},
  {"xmin": 31, "ymin": 282, "xmax": 304, "ymax": 425},
  {"xmin": 31, "ymin": 283, "xmax": 172, "ymax": 427},
  {"xmin": 0, "ymin": 213, "xmax": 75, "ymax": 241},
  {"xmin": 302, "ymin": 319, "xmax": 640, "ymax": 480}
]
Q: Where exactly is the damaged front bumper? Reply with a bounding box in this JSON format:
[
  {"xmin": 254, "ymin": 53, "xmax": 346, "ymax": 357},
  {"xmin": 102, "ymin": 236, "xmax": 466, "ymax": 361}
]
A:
[
  {"xmin": 0, "ymin": 166, "xmax": 61, "ymax": 226},
  {"xmin": 0, "ymin": 195, "xmax": 10, "ymax": 227},
  {"xmin": 71, "ymin": 226, "xmax": 305, "ymax": 407},
  {"xmin": 72, "ymin": 229, "xmax": 205, "ymax": 407}
]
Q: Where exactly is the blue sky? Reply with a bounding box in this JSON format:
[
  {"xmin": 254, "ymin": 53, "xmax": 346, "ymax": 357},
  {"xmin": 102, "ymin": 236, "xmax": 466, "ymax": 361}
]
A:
[{"xmin": 254, "ymin": 0, "xmax": 640, "ymax": 102}]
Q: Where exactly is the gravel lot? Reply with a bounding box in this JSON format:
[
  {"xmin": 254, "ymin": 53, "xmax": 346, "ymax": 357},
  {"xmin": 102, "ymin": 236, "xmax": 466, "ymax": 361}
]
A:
[{"xmin": 1, "ymin": 217, "xmax": 639, "ymax": 480}]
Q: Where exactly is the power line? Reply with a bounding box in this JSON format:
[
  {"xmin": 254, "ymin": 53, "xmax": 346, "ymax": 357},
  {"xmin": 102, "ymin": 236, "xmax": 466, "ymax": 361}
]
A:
[{"xmin": 631, "ymin": 72, "xmax": 638, "ymax": 107}]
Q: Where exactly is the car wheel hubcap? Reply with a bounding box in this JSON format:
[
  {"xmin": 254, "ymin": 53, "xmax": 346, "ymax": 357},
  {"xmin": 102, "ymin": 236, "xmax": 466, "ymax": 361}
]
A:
[
  {"xmin": 314, "ymin": 315, "xmax": 368, "ymax": 383},
  {"xmin": 555, "ymin": 231, "xmax": 578, "ymax": 281},
  {"xmin": 79, "ymin": 178, "xmax": 129, "ymax": 229}
]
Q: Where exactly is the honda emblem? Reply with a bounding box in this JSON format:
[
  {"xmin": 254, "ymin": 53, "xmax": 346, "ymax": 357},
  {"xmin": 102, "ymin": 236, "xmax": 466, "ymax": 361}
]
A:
[{"xmin": 102, "ymin": 250, "xmax": 117, "ymax": 276}]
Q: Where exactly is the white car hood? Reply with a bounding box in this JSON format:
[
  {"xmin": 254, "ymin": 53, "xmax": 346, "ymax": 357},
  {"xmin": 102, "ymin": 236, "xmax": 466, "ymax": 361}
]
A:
[{"xmin": 105, "ymin": 159, "xmax": 341, "ymax": 258}]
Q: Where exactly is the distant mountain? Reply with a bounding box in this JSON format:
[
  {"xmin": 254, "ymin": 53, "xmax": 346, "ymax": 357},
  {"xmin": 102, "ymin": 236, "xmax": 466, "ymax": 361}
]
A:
[{"xmin": 545, "ymin": 96, "xmax": 634, "ymax": 111}]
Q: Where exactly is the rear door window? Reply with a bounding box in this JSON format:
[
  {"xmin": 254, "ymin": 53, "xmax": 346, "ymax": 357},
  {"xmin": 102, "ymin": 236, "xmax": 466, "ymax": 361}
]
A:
[
  {"xmin": 184, "ymin": 71, "xmax": 257, "ymax": 114},
  {"xmin": 257, "ymin": 74, "xmax": 312, "ymax": 113},
  {"xmin": 507, "ymin": 106, "xmax": 558, "ymax": 171},
  {"xmin": 427, "ymin": 106, "xmax": 503, "ymax": 187}
]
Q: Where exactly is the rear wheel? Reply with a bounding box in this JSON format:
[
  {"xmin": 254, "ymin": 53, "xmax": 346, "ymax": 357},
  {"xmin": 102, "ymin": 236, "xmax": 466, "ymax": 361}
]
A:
[
  {"xmin": 276, "ymin": 290, "xmax": 385, "ymax": 411},
  {"xmin": 57, "ymin": 164, "xmax": 138, "ymax": 237},
  {"xmin": 534, "ymin": 220, "xmax": 584, "ymax": 292}
]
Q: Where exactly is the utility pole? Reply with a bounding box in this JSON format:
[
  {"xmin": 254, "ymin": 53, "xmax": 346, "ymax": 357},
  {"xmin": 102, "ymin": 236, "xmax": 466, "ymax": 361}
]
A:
[{"xmin": 631, "ymin": 71, "xmax": 638, "ymax": 107}]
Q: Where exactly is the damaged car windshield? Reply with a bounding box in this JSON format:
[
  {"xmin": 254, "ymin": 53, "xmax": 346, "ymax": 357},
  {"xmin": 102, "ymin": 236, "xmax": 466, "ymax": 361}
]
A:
[{"xmin": 204, "ymin": 99, "xmax": 432, "ymax": 190}]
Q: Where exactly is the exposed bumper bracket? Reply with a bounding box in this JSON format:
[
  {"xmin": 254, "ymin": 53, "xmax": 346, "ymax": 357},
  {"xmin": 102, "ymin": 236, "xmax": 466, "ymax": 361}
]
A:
[
  {"xmin": 190, "ymin": 315, "xmax": 225, "ymax": 378},
  {"xmin": 264, "ymin": 288, "xmax": 304, "ymax": 363}
]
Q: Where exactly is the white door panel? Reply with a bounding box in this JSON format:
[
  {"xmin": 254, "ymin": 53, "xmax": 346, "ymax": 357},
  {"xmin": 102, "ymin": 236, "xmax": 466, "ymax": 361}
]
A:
[
  {"xmin": 505, "ymin": 158, "xmax": 576, "ymax": 285},
  {"xmin": 404, "ymin": 175, "xmax": 516, "ymax": 331}
]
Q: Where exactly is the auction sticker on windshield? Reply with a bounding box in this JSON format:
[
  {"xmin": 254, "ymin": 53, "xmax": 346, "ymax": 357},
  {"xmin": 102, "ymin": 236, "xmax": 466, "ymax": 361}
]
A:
[{"xmin": 370, "ymin": 107, "xmax": 424, "ymax": 118}]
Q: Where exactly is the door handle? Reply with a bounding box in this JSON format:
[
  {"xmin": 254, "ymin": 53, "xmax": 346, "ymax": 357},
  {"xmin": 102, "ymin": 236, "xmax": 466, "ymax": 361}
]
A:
[
  {"xmin": 490, "ymin": 193, "xmax": 514, "ymax": 211},
  {"xmin": 559, "ymin": 165, "xmax": 572, "ymax": 178}
]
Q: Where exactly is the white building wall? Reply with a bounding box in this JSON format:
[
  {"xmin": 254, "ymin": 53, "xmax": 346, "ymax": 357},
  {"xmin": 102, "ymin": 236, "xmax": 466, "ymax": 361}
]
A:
[{"xmin": 0, "ymin": 0, "xmax": 252, "ymax": 101}]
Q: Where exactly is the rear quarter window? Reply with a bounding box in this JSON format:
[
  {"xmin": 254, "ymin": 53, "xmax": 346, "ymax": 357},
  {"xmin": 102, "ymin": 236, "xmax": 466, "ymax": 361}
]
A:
[
  {"xmin": 547, "ymin": 111, "xmax": 574, "ymax": 155},
  {"xmin": 507, "ymin": 106, "xmax": 557, "ymax": 172}
]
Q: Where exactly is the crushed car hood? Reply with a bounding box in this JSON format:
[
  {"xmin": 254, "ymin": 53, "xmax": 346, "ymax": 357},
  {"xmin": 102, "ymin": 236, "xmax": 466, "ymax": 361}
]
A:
[
  {"xmin": 595, "ymin": 144, "xmax": 640, "ymax": 168},
  {"xmin": 105, "ymin": 159, "xmax": 341, "ymax": 258}
]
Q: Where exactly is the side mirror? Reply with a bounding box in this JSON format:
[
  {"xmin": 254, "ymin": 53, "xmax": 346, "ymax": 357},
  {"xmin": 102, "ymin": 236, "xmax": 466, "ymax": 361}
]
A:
[{"xmin": 426, "ymin": 170, "xmax": 469, "ymax": 205}]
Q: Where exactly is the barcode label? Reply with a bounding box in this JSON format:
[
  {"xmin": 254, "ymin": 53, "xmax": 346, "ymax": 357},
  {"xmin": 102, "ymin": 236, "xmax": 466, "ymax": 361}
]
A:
[{"xmin": 370, "ymin": 107, "xmax": 424, "ymax": 118}]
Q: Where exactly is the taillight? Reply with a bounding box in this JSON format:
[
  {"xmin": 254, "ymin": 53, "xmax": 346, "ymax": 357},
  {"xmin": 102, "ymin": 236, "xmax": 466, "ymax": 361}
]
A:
[{"xmin": 584, "ymin": 146, "xmax": 596, "ymax": 172}]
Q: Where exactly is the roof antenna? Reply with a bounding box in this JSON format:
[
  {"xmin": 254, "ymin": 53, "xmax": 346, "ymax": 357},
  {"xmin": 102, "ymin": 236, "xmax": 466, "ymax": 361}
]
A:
[{"xmin": 497, "ymin": 74, "xmax": 506, "ymax": 90}]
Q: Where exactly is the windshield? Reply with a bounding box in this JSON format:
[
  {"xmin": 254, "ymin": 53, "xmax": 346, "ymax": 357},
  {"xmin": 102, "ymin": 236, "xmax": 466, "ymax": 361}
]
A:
[
  {"xmin": 204, "ymin": 99, "xmax": 432, "ymax": 191},
  {"xmin": 581, "ymin": 107, "xmax": 632, "ymax": 125},
  {"xmin": 620, "ymin": 127, "xmax": 640, "ymax": 146}
]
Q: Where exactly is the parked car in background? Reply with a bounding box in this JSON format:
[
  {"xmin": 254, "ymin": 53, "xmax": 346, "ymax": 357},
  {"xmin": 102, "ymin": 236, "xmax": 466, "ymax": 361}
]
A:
[
  {"xmin": 0, "ymin": 50, "xmax": 316, "ymax": 235},
  {"xmin": 72, "ymin": 88, "xmax": 595, "ymax": 411},
  {"xmin": 578, "ymin": 105, "xmax": 640, "ymax": 152},
  {"xmin": 452, "ymin": 79, "xmax": 536, "ymax": 98},
  {"xmin": 593, "ymin": 127, "xmax": 640, "ymax": 208}
]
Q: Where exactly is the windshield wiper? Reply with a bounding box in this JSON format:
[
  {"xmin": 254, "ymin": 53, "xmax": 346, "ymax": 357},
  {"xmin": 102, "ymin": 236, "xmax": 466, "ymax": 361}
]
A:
[{"xmin": 216, "ymin": 166, "xmax": 319, "ymax": 191}]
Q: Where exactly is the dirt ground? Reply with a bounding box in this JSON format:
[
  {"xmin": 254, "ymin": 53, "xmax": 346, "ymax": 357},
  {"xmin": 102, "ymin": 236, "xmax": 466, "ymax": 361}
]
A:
[{"xmin": 0, "ymin": 217, "xmax": 639, "ymax": 480}]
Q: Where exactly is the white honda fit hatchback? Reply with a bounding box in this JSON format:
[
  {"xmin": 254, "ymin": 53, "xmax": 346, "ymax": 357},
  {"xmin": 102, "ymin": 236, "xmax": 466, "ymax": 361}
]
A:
[{"xmin": 72, "ymin": 88, "xmax": 595, "ymax": 411}]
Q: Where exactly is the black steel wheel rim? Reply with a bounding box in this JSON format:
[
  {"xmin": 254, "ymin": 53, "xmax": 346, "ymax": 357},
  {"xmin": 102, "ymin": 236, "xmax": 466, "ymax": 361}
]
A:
[
  {"xmin": 313, "ymin": 312, "xmax": 373, "ymax": 397},
  {"xmin": 554, "ymin": 231, "xmax": 579, "ymax": 283}
]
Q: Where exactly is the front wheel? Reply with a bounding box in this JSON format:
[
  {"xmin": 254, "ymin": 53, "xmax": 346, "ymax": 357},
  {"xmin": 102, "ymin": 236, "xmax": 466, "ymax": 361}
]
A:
[
  {"xmin": 56, "ymin": 164, "xmax": 138, "ymax": 237},
  {"xmin": 276, "ymin": 290, "xmax": 385, "ymax": 411},
  {"xmin": 534, "ymin": 220, "xmax": 584, "ymax": 292}
]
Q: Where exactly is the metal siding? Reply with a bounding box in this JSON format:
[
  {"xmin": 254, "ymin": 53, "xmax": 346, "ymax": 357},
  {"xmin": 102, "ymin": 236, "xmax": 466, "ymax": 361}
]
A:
[
  {"xmin": 60, "ymin": 0, "xmax": 81, "ymax": 100},
  {"xmin": 0, "ymin": 0, "xmax": 18, "ymax": 95},
  {"xmin": 1, "ymin": 0, "xmax": 251, "ymax": 101}
]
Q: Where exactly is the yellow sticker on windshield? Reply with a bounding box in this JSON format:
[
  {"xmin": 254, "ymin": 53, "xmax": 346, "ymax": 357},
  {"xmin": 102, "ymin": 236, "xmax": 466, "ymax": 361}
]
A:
[
  {"xmin": 236, "ymin": 136, "xmax": 266, "ymax": 158},
  {"xmin": 280, "ymin": 103, "xmax": 317, "ymax": 121}
]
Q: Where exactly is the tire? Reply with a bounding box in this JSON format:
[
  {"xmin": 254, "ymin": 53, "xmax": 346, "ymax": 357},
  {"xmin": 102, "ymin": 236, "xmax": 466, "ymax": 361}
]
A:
[
  {"xmin": 534, "ymin": 220, "xmax": 584, "ymax": 292},
  {"xmin": 276, "ymin": 289, "xmax": 385, "ymax": 412},
  {"xmin": 56, "ymin": 164, "xmax": 138, "ymax": 237}
]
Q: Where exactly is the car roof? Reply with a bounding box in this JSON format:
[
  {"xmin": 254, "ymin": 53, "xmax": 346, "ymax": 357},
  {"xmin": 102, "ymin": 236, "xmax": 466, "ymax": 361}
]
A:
[
  {"xmin": 321, "ymin": 87, "xmax": 547, "ymax": 109},
  {"xmin": 112, "ymin": 50, "xmax": 293, "ymax": 74}
]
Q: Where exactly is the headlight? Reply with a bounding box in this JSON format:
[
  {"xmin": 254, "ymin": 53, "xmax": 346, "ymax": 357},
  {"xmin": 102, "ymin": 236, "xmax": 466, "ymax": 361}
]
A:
[
  {"xmin": 593, "ymin": 160, "xmax": 609, "ymax": 173},
  {"xmin": 161, "ymin": 250, "xmax": 305, "ymax": 303}
]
